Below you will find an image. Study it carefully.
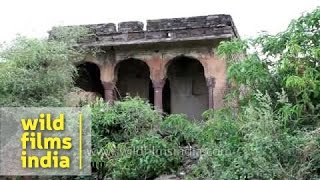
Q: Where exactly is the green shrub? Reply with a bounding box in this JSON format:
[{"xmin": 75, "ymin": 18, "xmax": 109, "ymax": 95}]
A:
[
  {"xmin": 199, "ymin": 108, "xmax": 240, "ymax": 146},
  {"xmin": 91, "ymin": 97, "xmax": 161, "ymax": 144},
  {"xmin": 91, "ymin": 97, "xmax": 183, "ymax": 179},
  {"xmin": 188, "ymin": 92, "xmax": 320, "ymax": 180},
  {"xmin": 0, "ymin": 26, "xmax": 89, "ymax": 107},
  {"xmin": 160, "ymin": 114, "xmax": 200, "ymax": 145},
  {"xmin": 111, "ymin": 135, "xmax": 182, "ymax": 180}
]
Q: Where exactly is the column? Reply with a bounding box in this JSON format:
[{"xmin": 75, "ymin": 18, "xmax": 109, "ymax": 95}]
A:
[
  {"xmin": 102, "ymin": 81, "xmax": 115, "ymax": 104},
  {"xmin": 206, "ymin": 77, "xmax": 215, "ymax": 109},
  {"xmin": 152, "ymin": 79, "xmax": 165, "ymax": 113}
]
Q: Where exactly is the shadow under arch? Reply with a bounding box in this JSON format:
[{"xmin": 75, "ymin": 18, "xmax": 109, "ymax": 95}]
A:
[
  {"xmin": 115, "ymin": 58, "xmax": 154, "ymax": 104},
  {"xmin": 164, "ymin": 55, "xmax": 208, "ymax": 120},
  {"xmin": 75, "ymin": 62, "xmax": 104, "ymax": 98}
]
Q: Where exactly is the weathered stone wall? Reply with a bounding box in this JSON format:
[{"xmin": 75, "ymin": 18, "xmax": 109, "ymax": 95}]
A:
[
  {"xmin": 146, "ymin": 15, "xmax": 233, "ymax": 30},
  {"xmin": 118, "ymin": 21, "xmax": 144, "ymax": 33},
  {"xmin": 74, "ymin": 14, "xmax": 238, "ymax": 46},
  {"xmin": 61, "ymin": 14, "xmax": 239, "ymax": 118}
]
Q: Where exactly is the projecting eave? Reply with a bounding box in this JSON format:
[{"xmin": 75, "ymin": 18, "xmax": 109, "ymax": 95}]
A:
[{"xmin": 80, "ymin": 34, "xmax": 235, "ymax": 48}]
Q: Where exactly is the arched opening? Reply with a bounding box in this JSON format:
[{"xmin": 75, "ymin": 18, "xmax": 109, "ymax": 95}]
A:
[
  {"xmin": 165, "ymin": 56, "xmax": 208, "ymax": 120},
  {"xmin": 115, "ymin": 59, "xmax": 154, "ymax": 104},
  {"xmin": 75, "ymin": 62, "xmax": 104, "ymax": 98}
]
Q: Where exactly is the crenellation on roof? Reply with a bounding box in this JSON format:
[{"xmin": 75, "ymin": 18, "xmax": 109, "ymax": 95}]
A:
[{"xmin": 51, "ymin": 14, "xmax": 239, "ymax": 47}]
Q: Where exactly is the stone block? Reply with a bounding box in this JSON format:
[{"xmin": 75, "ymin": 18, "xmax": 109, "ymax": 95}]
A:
[
  {"xmin": 86, "ymin": 23, "xmax": 116, "ymax": 35},
  {"xmin": 118, "ymin": 21, "xmax": 144, "ymax": 33}
]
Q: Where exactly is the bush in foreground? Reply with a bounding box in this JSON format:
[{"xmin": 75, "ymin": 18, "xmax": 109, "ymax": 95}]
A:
[
  {"xmin": 188, "ymin": 92, "xmax": 320, "ymax": 180},
  {"xmin": 91, "ymin": 97, "xmax": 182, "ymax": 179}
]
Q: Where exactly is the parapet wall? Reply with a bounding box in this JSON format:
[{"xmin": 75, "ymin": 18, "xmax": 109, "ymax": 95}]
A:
[
  {"xmin": 146, "ymin": 15, "xmax": 233, "ymax": 31},
  {"xmin": 52, "ymin": 14, "xmax": 239, "ymax": 46}
]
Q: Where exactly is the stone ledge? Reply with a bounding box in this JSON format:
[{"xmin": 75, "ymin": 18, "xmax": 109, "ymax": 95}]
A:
[
  {"xmin": 81, "ymin": 34, "xmax": 233, "ymax": 47},
  {"xmin": 51, "ymin": 14, "xmax": 239, "ymax": 47}
]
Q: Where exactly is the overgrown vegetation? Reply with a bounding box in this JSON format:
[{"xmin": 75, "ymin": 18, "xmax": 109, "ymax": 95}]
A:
[
  {"xmin": 160, "ymin": 114, "xmax": 200, "ymax": 145},
  {"xmin": 187, "ymin": 7, "xmax": 320, "ymax": 179},
  {"xmin": 0, "ymin": 26, "xmax": 88, "ymax": 106},
  {"xmin": 0, "ymin": 7, "xmax": 319, "ymax": 180},
  {"xmin": 91, "ymin": 97, "xmax": 183, "ymax": 179}
]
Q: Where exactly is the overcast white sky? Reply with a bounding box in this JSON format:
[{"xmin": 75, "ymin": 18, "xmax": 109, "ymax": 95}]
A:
[{"xmin": 0, "ymin": 0, "xmax": 319, "ymax": 42}]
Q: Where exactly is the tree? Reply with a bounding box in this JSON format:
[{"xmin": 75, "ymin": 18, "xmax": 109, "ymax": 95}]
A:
[
  {"xmin": 217, "ymin": 7, "xmax": 320, "ymax": 127},
  {"xmin": 0, "ymin": 26, "xmax": 89, "ymax": 106},
  {"xmin": 187, "ymin": 7, "xmax": 320, "ymax": 180}
]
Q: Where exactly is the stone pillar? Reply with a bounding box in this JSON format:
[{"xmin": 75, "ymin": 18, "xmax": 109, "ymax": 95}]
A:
[
  {"xmin": 206, "ymin": 77, "xmax": 215, "ymax": 109},
  {"xmin": 152, "ymin": 79, "xmax": 165, "ymax": 113},
  {"xmin": 102, "ymin": 81, "xmax": 115, "ymax": 104}
]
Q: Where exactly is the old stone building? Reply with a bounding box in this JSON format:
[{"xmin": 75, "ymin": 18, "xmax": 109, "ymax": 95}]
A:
[{"xmin": 73, "ymin": 14, "xmax": 239, "ymax": 119}]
